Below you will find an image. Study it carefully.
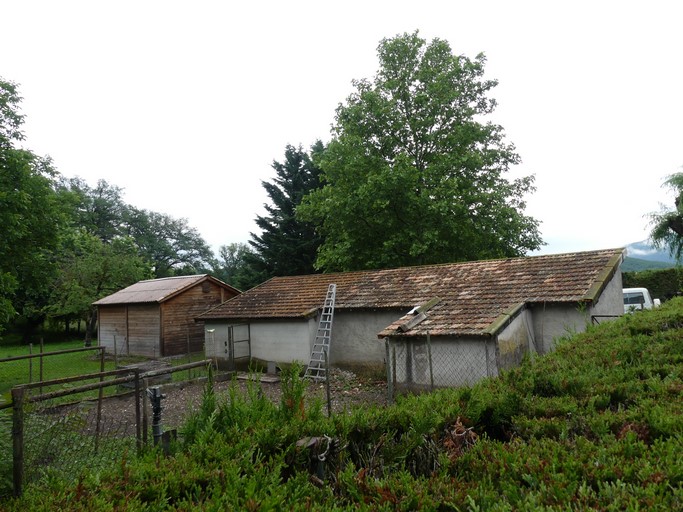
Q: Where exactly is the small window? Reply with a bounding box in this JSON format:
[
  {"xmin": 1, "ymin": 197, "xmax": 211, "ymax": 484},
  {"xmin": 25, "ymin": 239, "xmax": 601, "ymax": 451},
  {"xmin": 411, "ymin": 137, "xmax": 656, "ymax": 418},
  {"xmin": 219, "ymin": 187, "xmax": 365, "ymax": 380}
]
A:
[
  {"xmin": 623, "ymin": 292, "xmax": 644, "ymax": 305},
  {"xmin": 202, "ymin": 282, "xmax": 211, "ymax": 293}
]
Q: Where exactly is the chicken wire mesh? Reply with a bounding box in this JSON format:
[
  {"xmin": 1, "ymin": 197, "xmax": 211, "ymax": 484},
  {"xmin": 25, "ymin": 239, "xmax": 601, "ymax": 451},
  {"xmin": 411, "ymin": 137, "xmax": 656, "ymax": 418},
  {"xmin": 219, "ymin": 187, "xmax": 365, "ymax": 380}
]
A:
[
  {"xmin": 6, "ymin": 359, "xmax": 213, "ymax": 496},
  {"xmin": 386, "ymin": 337, "xmax": 498, "ymax": 396},
  {"xmin": 21, "ymin": 391, "xmax": 139, "ymax": 486}
]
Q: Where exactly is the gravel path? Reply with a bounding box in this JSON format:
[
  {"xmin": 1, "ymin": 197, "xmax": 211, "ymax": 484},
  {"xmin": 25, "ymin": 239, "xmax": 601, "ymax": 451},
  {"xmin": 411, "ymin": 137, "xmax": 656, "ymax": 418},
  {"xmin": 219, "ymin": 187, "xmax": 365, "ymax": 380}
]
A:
[{"xmin": 94, "ymin": 368, "xmax": 389, "ymax": 434}]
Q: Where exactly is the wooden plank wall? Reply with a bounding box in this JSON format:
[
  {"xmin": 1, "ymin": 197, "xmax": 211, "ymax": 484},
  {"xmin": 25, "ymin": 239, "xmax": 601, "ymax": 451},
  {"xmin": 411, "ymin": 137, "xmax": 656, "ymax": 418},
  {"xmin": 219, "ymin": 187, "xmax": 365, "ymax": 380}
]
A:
[
  {"xmin": 127, "ymin": 304, "xmax": 161, "ymax": 357},
  {"xmin": 162, "ymin": 281, "xmax": 238, "ymax": 356},
  {"xmin": 98, "ymin": 306, "xmax": 127, "ymax": 354}
]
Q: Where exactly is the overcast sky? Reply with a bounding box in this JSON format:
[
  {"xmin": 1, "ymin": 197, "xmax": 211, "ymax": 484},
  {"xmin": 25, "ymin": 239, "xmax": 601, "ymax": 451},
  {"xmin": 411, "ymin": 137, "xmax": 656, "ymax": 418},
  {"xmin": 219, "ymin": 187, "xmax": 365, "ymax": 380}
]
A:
[{"xmin": 4, "ymin": 1, "xmax": 682, "ymax": 258}]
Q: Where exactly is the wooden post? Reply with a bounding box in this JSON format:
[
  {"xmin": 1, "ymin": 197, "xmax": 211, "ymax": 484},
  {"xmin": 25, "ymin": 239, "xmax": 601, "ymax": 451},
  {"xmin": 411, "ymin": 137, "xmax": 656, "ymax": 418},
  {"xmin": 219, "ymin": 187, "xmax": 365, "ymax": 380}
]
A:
[
  {"xmin": 187, "ymin": 328, "xmax": 191, "ymax": 381},
  {"xmin": 95, "ymin": 348, "xmax": 105, "ymax": 453},
  {"xmin": 113, "ymin": 334, "xmax": 118, "ymax": 368},
  {"xmin": 142, "ymin": 378, "xmax": 149, "ymax": 445},
  {"xmin": 427, "ymin": 333, "xmax": 434, "ymax": 390},
  {"xmin": 391, "ymin": 341, "xmax": 397, "ymax": 403},
  {"xmin": 28, "ymin": 344, "xmax": 32, "ymax": 384},
  {"xmin": 12, "ymin": 387, "xmax": 25, "ymax": 497},
  {"xmin": 39, "ymin": 338, "xmax": 44, "ymax": 388}
]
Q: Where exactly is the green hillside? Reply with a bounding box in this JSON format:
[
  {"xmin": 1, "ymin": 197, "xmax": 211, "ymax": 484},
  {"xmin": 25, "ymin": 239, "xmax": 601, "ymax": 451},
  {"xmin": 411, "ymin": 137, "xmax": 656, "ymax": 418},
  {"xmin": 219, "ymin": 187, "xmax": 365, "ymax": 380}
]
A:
[
  {"xmin": 6, "ymin": 301, "xmax": 683, "ymax": 510},
  {"xmin": 622, "ymin": 256, "xmax": 675, "ymax": 272}
]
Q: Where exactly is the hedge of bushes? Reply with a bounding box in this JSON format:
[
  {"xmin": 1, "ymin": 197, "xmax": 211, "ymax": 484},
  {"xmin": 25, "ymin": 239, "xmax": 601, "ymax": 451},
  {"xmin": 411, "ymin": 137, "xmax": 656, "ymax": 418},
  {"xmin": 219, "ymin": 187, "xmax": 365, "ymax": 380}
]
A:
[{"xmin": 623, "ymin": 267, "xmax": 683, "ymax": 301}]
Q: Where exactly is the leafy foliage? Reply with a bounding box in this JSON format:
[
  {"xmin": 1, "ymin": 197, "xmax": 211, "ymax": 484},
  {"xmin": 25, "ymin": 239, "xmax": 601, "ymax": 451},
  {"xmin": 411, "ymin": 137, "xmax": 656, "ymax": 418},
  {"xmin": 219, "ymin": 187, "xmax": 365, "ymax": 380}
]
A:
[
  {"xmin": 0, "ymin": 78, "xmax": 66, "ymax": 336},
  {"xmin": 58, "ymin": 177, "xmax": 128, "ymax": 243},
  {"xmin": 0, "ymin": 78, "xmax": 224, "ymax": 340},
  {"xmin": 212, "ymin": 242, "xmax": 265, "ymax": 291},
  {"xmin": 623, "ymin": 267, "xmax": 683, "ymax": 302},
  {"xmin": 650, "ymin": 171, "xmax": 683, "ymax": 261},
  {"xmin": 48, "ymin": 231, "xmax": 151, "ymax": 343},
  {"xmin": 299, "ymin": 32, "xmax": 542, "ymax": 271},
  {"xmin": 123, "ymin": 207, "xmax": 214, "ymax": 278}
]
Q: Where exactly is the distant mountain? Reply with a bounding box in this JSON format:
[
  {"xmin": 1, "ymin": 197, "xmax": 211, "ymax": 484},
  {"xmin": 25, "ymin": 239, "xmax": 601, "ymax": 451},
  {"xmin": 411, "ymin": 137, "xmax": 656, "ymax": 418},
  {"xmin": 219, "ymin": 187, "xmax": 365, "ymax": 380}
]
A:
[{"xmin": 622, "ymin": 240, "xmax": 678, "ymax": 272}]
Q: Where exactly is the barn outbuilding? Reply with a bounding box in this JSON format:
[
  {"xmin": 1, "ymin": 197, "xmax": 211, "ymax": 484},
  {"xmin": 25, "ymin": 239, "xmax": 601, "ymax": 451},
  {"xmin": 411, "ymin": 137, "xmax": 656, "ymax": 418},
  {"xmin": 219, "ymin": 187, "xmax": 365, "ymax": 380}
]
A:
[
  {"xmin": 94, "ymin": 275, "xmax": 240, "ymax": 357},
  {"xmin": 198, "ymin": 249, "xmax": 624, "ymax": 389}
]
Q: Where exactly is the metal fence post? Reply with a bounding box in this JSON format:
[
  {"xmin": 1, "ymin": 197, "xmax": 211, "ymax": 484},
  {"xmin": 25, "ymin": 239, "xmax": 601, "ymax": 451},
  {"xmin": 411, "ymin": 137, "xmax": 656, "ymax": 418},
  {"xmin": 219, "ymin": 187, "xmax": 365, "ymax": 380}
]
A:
[
  {"xmin": 11, "ymin": 387, "xmax": 25, "ymax": 497},
  {"xmin": 134, "ymin": 369, "xmax": 142, "ymax": 454},
  {"xmin": 324, "ymin": 350, "xmax": 332, "ymax": 417},
  {"xmin": 385, "ymin": 339, "xmax": 393, "ymax": 403}
]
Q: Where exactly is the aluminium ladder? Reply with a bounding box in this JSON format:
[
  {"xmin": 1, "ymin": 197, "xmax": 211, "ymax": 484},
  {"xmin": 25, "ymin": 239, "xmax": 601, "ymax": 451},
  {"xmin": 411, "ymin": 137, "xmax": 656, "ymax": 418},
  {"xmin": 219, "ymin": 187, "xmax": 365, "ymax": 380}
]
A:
[{"xmin": 304, "ymin": 284, "xmax": 336, "ymax": 382}]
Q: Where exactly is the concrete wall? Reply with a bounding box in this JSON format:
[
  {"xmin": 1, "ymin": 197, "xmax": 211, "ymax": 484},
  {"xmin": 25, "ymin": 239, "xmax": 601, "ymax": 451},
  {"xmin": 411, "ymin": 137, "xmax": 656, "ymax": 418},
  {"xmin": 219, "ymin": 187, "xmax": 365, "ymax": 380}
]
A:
[
  {"xmin": 497, "ymin": 309, "xmax": 535, "ymax": 369},
  {"xmin": 204, "ymin": 309, "xmax": 404, "ymax": 374},
  {"xmin": 330, "ymin": 310, "xmax": 403, "ymax": 373},
  {"xmin": 204, "ymin": 319, "xmax": 313, "ymax": 367},
  {"xmin": 589, "ymin": 269, "xmax": 624, "ymax": 318},
  {"xmin": 529, "ymin": 269, "xmax": 623, "ymax": 354}
]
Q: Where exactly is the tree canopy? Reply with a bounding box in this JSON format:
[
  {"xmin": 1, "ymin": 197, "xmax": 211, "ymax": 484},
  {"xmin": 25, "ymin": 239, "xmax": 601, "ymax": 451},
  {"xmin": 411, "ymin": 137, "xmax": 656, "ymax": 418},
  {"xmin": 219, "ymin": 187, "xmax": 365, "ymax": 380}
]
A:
[
  {"xmin": 48, "ymin": 231, "xmax": 150, "ymax": 344},
  {"xmin": 298, "ymin": 32, "xmax": 542, "ymax": 271},
  {"xmin": 0, "ymin": 78, "xmax": 66, "ymax": 334},
  {"xmin": 0, "ymin": 78, "xmax": 220, "ymax": 338},
  {"xmin": 649, "ymin": 172, "xmax": 683, "ymax": 260},
  {"xmin": 123, "ymin": 207, "xmax": 215, "ymax": 278}
]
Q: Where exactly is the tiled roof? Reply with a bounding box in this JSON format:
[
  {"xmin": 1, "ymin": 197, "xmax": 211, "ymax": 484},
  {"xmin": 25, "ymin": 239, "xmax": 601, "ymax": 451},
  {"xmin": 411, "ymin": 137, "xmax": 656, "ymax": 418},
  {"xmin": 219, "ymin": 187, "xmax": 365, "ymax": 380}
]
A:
[
  {"xmin": 199, "ymin": 249, "xmax": 624, "ymax": 337},
  {"xmin": 93, "ymin": 275, "xmax": 238, "ymax": 305}
]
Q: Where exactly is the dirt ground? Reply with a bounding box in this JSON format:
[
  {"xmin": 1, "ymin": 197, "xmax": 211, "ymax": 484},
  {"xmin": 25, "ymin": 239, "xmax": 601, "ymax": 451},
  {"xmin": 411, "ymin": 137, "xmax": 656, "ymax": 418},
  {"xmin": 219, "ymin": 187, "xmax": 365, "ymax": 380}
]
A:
[{"xmin": 94, "ymin": 368, "xmax": 389, "ymax": 434}]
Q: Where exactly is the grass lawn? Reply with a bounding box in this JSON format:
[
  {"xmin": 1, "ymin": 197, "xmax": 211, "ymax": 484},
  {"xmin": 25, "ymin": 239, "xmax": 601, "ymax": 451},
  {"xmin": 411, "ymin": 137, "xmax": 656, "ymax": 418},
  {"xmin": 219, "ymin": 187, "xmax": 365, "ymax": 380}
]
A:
[
  {"xmin": 0, "ymin": 339, "xmax": 115, "ymax": 403},
  {"xmin": 0, "ymin": 338, "xmax": 212, "ymax": 405}
]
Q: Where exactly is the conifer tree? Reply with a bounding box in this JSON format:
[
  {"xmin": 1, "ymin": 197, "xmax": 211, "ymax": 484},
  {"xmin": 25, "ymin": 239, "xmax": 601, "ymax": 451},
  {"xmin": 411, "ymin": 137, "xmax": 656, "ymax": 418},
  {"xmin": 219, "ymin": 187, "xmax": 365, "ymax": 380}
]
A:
[{"xmin": 248, "ymin": 142, "xmax": 324, "ymax": 278}]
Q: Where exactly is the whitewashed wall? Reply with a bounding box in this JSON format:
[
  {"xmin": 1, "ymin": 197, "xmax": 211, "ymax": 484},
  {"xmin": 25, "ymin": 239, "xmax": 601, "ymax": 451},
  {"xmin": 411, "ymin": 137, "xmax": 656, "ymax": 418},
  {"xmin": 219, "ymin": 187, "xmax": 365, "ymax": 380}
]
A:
[
  {"xmin": 529, "ymin": 270, "xmax": 623, "ymax": 354},
  {"xmin": 497, "ymin": 309, "xmax": 535, "ymax": 368},
  {"xmin": 330, "ymin": 310, "xmax": 403, "ymax": 370}
]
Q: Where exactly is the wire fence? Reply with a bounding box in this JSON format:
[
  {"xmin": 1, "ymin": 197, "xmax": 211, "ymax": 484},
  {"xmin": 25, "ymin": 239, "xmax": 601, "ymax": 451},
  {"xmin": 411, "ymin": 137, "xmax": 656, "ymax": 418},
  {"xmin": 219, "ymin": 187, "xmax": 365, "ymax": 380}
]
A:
[
  {"xmin": 385, "ymin": 336, "xmax": 501, "ymax": 399},
  {"xmin": 3, "ymin": 359, "xmax": 213, "ymax": 497}
]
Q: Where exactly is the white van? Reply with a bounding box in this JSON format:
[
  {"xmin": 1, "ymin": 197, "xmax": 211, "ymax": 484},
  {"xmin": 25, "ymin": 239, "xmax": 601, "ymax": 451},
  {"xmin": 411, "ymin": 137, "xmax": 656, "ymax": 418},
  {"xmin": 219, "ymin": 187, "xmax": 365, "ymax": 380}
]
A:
[{"xmin": 623, "ymin": 287, "xmax": 661, "ymax": 313}]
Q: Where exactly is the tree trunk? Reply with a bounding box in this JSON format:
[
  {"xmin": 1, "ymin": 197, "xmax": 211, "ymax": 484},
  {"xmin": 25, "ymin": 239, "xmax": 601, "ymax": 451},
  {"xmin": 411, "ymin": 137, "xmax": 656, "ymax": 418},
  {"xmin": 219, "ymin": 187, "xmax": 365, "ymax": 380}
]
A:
[
  {"xmin": 21, "ymin": 316, "xmax": 44, "ymax": 344},
  {"xmin": 84, "ymin": 309, "xmax": 98, "ymax": 347}
]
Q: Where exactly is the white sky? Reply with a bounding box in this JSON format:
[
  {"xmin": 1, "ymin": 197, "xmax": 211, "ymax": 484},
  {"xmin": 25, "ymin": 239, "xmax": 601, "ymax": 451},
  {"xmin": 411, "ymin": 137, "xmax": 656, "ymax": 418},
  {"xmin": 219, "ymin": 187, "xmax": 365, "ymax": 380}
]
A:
[{"xmin": 3, "ymin": 1, "xmax": 682, "ymax": 257}]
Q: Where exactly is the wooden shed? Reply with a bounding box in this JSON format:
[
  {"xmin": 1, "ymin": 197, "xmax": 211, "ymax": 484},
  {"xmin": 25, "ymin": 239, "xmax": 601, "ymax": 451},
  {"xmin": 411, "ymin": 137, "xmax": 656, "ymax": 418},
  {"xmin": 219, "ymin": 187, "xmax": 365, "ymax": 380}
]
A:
[{"xmin": 94, "ymin": 275, "xmax": 240, "ymax": 357}]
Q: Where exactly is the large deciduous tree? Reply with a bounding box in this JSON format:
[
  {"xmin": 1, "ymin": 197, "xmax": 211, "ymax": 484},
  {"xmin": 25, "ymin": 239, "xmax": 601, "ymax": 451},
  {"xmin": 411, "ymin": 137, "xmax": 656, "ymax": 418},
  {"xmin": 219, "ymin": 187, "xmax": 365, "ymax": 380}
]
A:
[
  {"xmin": 0, "ymin": 78, "xmax": 66, "ymax": 337},
  {"xmin": 59, "ymin": 177, "xmax": 127, "ymax": 242},
  {"xmin": 48, "ymin": 231, "xmax": 151, "ymax": 345},
  {"xmin": 213, "ymin": 242, "xmax": 265, "ymax": 291},
  {"xmin": 298, "ymin": 32, "xmax": 542, "ymax": 271},
  {"xmin": 649, "ymin": 172, "xmax": 683, "ymax": 260},
  {"xmin": 124, "ymin": 208, "xmax": 214, "ymax": 278},
  {"xmin": 248, "ymin": 142, "xmax": 324, "ymax": 278}
]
